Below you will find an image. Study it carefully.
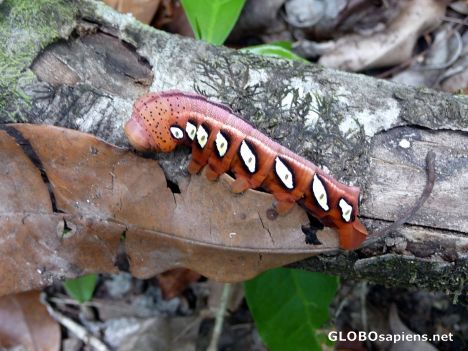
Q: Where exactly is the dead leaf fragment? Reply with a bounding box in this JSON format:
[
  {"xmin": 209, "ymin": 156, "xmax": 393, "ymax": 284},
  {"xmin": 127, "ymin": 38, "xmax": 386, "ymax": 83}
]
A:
[
  {"xmin": 104, "ymin": 0, "xmax": 161, "ymax": 24},
  {"xmin": 449, "ymin": 0, "xmax": 468, "ymax": 15},
  {"xmin": 440, "ymin": 31, "xmax": 468, "ymax": 92},
  {"xmin": 104, "ymin": 316, "xmax": 199, "ymax": 351},
  {"xmin": 153, "ymin": 0, "xmax": 194, "ymax": 38},
  {"xmin": 0, "ymin": 124, "xmax": 339, "ymax": 296},
  {"xmin": 318, "ymin": 0, "xmax": 446, "ymax": 71},
  {"xmin": 392, "ymin": 23, "xmax": 464, "ymax": 88},
  {"xmin": 158, "ymin": 268, "xmax": 201, "ymax": 300},
  {"xmin": 0, "ymin": 291, "xmax": 60, "ymax": 351}
]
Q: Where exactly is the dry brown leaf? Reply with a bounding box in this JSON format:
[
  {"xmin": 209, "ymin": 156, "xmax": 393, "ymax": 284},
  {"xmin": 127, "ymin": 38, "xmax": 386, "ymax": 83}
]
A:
[
  {"xmin": 391, "ymin": 23, "xmax": 464, "ymax": 88},
  {"xmin": 104, "ymin": 315, "xmax": 200, "ymax": 351},
  {"xmin": 158, "ymin": 268, "xmax": 201, "ymax": 300},
  {"xmin": 153, "ymin": 0, "xmax": 194, "ymax": 38},
  {"xmin": 318, "ymin": 0, "xmax": 446, "ymax": 71},
  {"xmin": 450, "ymin": 0, "xmax": 468, "ymax": 15},
  {"xmin": 0, "ymin": 124, "xmax": 339, "ymax": 296},
  {"xmin": 104, "ymin": 0, "xmax": 161, "ymax": 24},
  {"xmin": 0, "ymin": 291, "xmax": 60, "ymax": 351},
  {"xmin": 440, "ymin": 31, "xmax": 468, "ymax": 92}
]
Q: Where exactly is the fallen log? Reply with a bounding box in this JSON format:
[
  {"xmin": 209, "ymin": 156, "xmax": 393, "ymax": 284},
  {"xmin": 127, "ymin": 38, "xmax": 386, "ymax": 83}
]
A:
[{"xmin": 0, "ymin": 0, "xmax": 466, "ymax": 299}]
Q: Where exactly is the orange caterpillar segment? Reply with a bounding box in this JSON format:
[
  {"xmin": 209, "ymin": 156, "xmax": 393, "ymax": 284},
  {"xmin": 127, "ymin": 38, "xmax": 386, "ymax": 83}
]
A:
[{"xmin": 124, "ymin": 91, "xmax": 368, "ymax": 250}]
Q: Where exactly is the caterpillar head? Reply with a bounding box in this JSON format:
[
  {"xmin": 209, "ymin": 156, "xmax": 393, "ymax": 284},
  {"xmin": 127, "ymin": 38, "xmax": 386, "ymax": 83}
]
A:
[
  {"xmin": 125, "ymin": 93, "xmax": 186, "ymax": 153},
  {"xmin": 124, "ymin": 118, "xmax": 152, "ymax": 151}
]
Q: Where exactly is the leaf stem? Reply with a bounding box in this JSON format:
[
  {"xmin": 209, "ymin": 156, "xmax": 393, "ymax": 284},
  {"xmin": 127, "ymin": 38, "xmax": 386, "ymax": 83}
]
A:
[{"xmin": 207, "ymin": 283, "xmax": 232, "ymax": 351}]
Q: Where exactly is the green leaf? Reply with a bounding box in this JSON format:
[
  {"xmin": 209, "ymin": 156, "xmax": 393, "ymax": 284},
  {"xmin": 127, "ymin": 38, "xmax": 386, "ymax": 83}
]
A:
[
  {"xmin": 269, "ymin": 41, "xmax": 294, "ymax": 50},
  {"xmin": 181, "ymin": 0, "xmax": 246, "ymax": 45},
  {"xmin": 240, "ymin": 42, "xmax": 309, "ymax": 63},
  {"xmin": 63, "ymin": 274, "xmax": 98, "ymax": 303},
  {"xmin": 244, "ymin": 268, "xmax": 339, "ymax": 351}
]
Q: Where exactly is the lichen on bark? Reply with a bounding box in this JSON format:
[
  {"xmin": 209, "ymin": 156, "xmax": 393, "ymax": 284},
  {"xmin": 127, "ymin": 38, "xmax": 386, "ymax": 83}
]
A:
[{"xmin": 0, "ymin": 0, "xmax": 77, "ymax": 120}]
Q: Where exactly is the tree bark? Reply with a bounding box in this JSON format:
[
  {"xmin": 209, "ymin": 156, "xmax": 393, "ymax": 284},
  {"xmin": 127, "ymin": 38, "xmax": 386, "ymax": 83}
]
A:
[{"xmin": 0, "ymin": 0, "xmax": 466, "ymax": 299}]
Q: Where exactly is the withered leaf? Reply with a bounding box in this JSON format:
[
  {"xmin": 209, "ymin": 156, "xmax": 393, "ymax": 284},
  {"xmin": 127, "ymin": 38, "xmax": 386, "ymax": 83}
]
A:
[
  {"xmin": 319, "ymin": 0, "xmax": 446, "ymax": 71},
  {"xmin": 0, "ymin": 124, "xmax": 339, "ymax": 296},
  {"xmin": 158, "ymin": 268, "xmax": 201, "ymax": 300},
  {"xmin": 103, "ymin": 0, "xmax": 162, "ymax": 25},
  {"xmin": 0, "ymin": 290, "xmax": 60, "ymax": 351}
]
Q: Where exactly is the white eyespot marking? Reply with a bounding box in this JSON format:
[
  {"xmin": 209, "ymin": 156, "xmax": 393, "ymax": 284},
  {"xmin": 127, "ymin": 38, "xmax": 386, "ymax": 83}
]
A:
[
  {"xmin": 275, "ymin": 157, "xmax": 294, "ymax": 189},
  {"xmin": 312, "ymin": 174, "xmax": 329, "ymax": 211},
  {"xmin": 239, "ymin": 140, "xmax": 256, "ymax": 173},
  {"xmin": 215, "ymin": 132, "xmax": 228, "ymax": 157},
  {"xmin": 170, "ymin": 126, "xmax": 184, "ymax": 140},
  {"xmin": 339, "ymin": 198, "xmax": 353, "ymax": 222},
  {"xmin": 196, "ymin": 125, "xmax": 209, "ymax": 148},
  {"xmin": 185, "ymin": 121, "xmax": 197, "ymax": 140}
]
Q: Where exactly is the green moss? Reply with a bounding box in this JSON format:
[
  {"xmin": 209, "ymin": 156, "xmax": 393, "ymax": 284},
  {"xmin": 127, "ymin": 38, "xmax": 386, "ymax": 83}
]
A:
[{"xmin": 0, "ymin": 0, "xmax": 77, "ymax": 121}]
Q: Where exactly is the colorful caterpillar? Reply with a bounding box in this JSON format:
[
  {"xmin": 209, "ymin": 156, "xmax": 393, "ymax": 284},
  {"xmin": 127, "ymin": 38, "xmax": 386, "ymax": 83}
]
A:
[{"xmin": 124, "ymin": 91, "xmax": 368, "ymax": 250}]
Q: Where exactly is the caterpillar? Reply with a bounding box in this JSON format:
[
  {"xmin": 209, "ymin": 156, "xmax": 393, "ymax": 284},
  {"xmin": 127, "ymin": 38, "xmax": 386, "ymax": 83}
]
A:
[{"xmin": 124, "ymin": 90, "xmax": 368, "ymax": 250}]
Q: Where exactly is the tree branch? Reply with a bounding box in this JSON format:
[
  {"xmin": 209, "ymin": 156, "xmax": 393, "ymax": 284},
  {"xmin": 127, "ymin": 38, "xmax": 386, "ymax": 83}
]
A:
[{"xmin": 0, "ymin": 0, "xmax": 466, "ymax": 298}]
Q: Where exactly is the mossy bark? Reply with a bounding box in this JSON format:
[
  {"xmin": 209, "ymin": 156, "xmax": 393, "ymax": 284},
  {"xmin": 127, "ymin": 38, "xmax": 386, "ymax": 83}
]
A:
[
  {"xmin": 0, "ymin": 0, "xmax": 77, "ymax": 119},
  {"xmin": 0, "ymin": 0, "xmax": 466, "ymax": 299}
]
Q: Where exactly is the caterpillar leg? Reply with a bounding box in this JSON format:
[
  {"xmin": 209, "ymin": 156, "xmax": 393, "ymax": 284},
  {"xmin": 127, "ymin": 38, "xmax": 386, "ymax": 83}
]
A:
[
  {"xmin": 230, "ymin": 177, "xmax": 252, "ymax": 193},
  {"xmin": 273, "ymin": 200, "xmax": 295, "ymax": 215},
  {"xmin": 271, "ymin": 192, "xmax": 297, "ymax": 215},
  {"xmin": 204, "ymin": 166, "xmax": 220, "ymax": 181},
  {"xmin": 190, "ymin": 142, "xmax": 212, "ymax": 175},
  {"xmin": 188, "ymin": 159, "xmax": 203, "ymax": 175}
]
